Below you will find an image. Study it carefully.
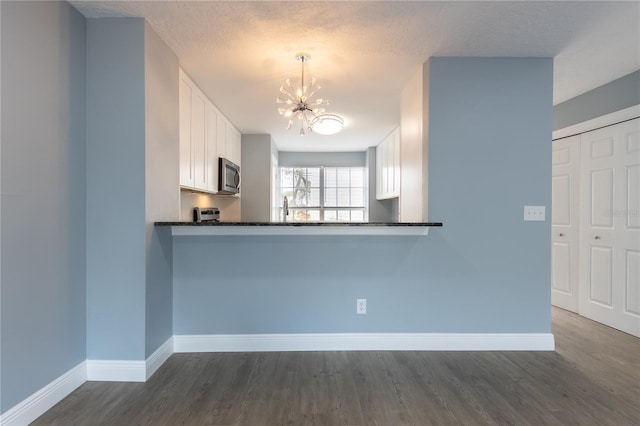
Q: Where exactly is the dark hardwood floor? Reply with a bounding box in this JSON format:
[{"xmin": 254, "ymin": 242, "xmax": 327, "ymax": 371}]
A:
[{"xmin": 33, "ymin": 308, "xmax": 640, "ymax": 425}]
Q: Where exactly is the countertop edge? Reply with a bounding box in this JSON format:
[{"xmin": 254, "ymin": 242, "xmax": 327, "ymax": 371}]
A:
[
  {"xmin": 155, "ymin": 222, "xmax": 442, "ymax": 236},
  {"xmin": 155, "ymin": 222, "xmax": 443, "ymax": 227}
]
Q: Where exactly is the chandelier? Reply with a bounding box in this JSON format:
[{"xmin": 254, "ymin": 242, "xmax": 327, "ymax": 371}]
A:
[{"xmin": 276, "ymin": 53, "xmax": 331, "ymax": 136}]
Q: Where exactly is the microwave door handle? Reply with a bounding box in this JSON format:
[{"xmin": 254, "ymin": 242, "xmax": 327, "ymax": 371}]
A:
[{"xmin": 234, "ymin": 170, "xmax": 240, "ymax": 187}]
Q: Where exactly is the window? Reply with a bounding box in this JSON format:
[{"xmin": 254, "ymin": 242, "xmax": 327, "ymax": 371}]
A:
[{"xmin": 280, "ymin": 167, "xmax": 366, "ymax": 222}]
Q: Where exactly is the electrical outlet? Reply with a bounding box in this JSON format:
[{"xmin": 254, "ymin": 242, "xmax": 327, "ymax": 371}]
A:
[
  {"xmin": 524, "ymin": 206, "xmax": 546, "ymax": 221},
  {"xmin": 357, "ymin": 299, "xmax": 367, "ymax": 315}
]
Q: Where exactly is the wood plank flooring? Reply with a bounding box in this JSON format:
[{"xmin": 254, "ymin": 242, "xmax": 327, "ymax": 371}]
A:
[{"xmin": 32, "ymin": 308, "xmax": 640, "ymax": 425}]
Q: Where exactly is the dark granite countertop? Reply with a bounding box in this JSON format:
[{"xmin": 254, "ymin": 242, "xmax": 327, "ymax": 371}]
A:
[{"xmin": 155, "ymin": 221, "xmax": 443, "ymax": 227}]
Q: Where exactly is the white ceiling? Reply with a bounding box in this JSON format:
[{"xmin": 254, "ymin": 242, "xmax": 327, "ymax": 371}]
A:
[{"xmin": 71, "ymin": 1, "xmax": 640, "ymax": 152}]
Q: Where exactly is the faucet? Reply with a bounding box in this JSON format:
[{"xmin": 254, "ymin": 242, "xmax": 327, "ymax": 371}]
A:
[{"xmin": 283, "ymin": 196, "xmax": 289, "ymax": 222}]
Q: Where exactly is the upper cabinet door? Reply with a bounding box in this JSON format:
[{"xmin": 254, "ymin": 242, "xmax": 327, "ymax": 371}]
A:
[
  {"xmin": 376, "ymin": 141, "xmax": 383, "ymax": 199},
  {"xmin": 232, "ymin": 126, "xmax": 241, "ymax": 166},
  {"xmin": 191, "ymin": 89, "xmax": 207, "ymax": 191},
  {"xmin": 376, "ymin": 127, "xmax": 400, "ymax": 200},
  {"xmin": 179, "ymin": 72, "xmax": 194, "ymax": 188},
  {"xmin": 217, "ymin": 114, "xmax": 227, "ymax": 160},
  {"xmin": 206, "ymin": 103, "xmax": 218, "ymax": 193},
  {"xmin": 392, "ymin": 128, "xmax": 401, "ymax": 197}
]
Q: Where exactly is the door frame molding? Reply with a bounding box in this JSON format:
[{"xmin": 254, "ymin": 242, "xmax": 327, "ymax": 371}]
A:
[{"xmin": 553, "ymin": 105, "xmax": 640, "ymax": 140}]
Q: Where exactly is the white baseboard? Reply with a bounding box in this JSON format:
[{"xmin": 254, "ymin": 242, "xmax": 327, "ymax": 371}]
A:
[
  {"xmin": 86, "ymin": 359, "xmax": 146, "ymax": 382},
  {"xmin": 0, "ymin": 361, "xmax": 87, "ymax": 426},
  {"xmin": 174, "ymin": 332, "xmax": 555, "ymax": 352},
  {"xmin": 146, "ymin": 337, "xmax": 174, "ymax": 380},
  {"xmin": 86, "ymin": 336, "xmax": 174, "ymax": 382},
  {"xmin": 1, "ymin": 339, "xmax": 175, "ymax": 425},
  {"xmin": 0, "ymin": 333, "xmax": 553, "ymax": 425}
]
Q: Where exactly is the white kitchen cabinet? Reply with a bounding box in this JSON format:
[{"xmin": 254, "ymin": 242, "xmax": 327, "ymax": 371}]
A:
[
  {"xmin": 392, "ymin": 128, "xmax": 400, "ymax": 197},
  {"xmin": 217, "ymin": 116, "xmax": 241, "ymax": 167},
  {"xmin": 179, "ymin": 69, "xmax": 207, "ymax": 191},
  {"xmin": 191, "ymin": 89, "xmax": 207, "ymax": 191},
  {"xmin": 205, "ymin": 103, "xmax": 218, "ymax": 193},
  {"xmin": 376, "ymin": 127, "xmax": 400, "ymax": 200},
  {"xmin": 216, "ymin": 114, "xmax": 227, "ymax": 160},
  {"xmin": 232, "ymin": 126, "xmax": 241, "ymax": 167},
  {"xmin": 179, "ymin": 71, "xmax": 194, "ymax": 188},
  {"xmin": 375, "ymin": 141, "xmax": 382, "ymax": 199},
  {"xmin": 179, "ymin": 68, "xmax": 241, "ymax": 194}
]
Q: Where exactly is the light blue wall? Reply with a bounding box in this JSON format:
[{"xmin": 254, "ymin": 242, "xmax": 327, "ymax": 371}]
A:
[
  {"xmin": 143, "ymin": 22, "xmax": 179, "ymax": 357},
  {"xmin": 427, "ymin": 56, "xmax": 552, "ymax": 327},
  {"xmin": 554, "ymin": 70, "xmax": 640, "ymax": 130},
  {"xmin": 173, "ymin": 58, "xmax": 553, "ymax": 335},
  {"xmin": 279, "ymin": 151, "xmax": 366, "ymax": 167},
  {"xmin": 1, "ymin": 0, "xmax": 87, "ymax": 412},
  {"xmin": 86, "ymin": 18, "xmax": 147, "ymax": 360},
  {"xmin": 145, "ymin": 226, "xmax": 174, "ymax": 357}
]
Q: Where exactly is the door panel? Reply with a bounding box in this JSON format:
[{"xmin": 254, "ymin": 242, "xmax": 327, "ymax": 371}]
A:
[
  {"xmin": 552, "ymin": 242, "xmax": 571, "ymax": 293},
  {"xmin": 552, "ymin": 175, "xmax": 571, "ymax": 225},
  {"xmin": 590, "ymin": 137, "xmax": 614, "ymax": 159},
  {"xmin": 625, "ymin": 250, "xmax": 640, "ymax": 316},
  {"xmin": 627, "ymin": 165, "xmax": 639, "ymax": 229},
  {"xmin": 589, "ymin": 246, "xmax": 613, "ymax": 306},
  {"xmin": 590, "ymin": 168, "xmax": 614, "ymax": 228},
  {"xmin": 552, "ymin": 146, "xmax": 570, "ymax": 165}
]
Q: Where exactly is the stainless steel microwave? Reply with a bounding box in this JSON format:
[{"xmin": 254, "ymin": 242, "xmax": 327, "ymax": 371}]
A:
[{"xmin": 218, "ymin": 157, "xmax": 240, "ymax": 194}]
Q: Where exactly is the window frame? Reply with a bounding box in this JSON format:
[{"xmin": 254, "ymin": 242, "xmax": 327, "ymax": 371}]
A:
[{"xmin": 279, "ymin": 166, "xmax": 367, "ymax": 222}]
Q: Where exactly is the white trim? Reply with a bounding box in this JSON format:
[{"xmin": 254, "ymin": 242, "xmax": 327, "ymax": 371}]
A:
[
  {"xmin": 0, "ymin": 361, "xmax": 86, "ymax": 426},
  {"xmin": 174, "ymin": 333, "xmax": 555, "ymax": 352},
  {"xmin": 171, "ymin": 225, "xmax": 430, "ymax": 236},
  {"xmin": 85, "ymin": 337, "xmax": 174, "ymax": 382},
  {"xmin": 86, "ymin": 360, "xmax": 146, "ymax": 382},
  {"xmin": 553, "ymin": 105, "xmax": 640, "ymax": 140},
  {"xmin": 0, "ymin": 333, "xmax": 554, "ymax": 424},
  {"xmin": 146, "ymin": 337, "xmax": 174, "ymax": 380}
]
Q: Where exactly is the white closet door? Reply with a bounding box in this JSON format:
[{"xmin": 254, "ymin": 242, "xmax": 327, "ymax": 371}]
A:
[
  {"xmin": 552, "ymin": 135, "xmax": 580, "ymax": 312},
  {"xmin": 579, "ymin": 118, "xmax": 640, "ymax": 337}
]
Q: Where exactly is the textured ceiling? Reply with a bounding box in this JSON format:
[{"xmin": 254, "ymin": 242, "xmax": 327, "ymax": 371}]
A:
[{"xmin": 71, "ymin": 1, "xmax": 640, "ymax": 152}]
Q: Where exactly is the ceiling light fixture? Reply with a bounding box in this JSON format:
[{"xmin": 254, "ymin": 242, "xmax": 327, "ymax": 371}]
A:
[
  {"xmin": 310, "ymin": 114, "xmax": 344, "ymax": 135},
  {"xmin": 276, "ymin": 53, "xmax": 332, "ymax": 136}
]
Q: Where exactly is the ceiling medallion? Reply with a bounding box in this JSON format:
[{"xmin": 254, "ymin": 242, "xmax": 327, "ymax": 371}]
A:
[{"xmin": 276, "ymin": 53, "xmax": 343, "ymax": 136}]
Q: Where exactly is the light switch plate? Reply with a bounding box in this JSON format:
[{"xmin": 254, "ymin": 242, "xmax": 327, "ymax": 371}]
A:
[{"xmin": 524, "ymin": 206, "xmax": 546, "ymax": 221}]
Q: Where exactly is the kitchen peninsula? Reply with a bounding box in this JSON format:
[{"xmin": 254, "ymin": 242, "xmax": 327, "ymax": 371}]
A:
[{"xmin": 156, "ymin": 221, "xmax": 443, "ymax": 236}]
